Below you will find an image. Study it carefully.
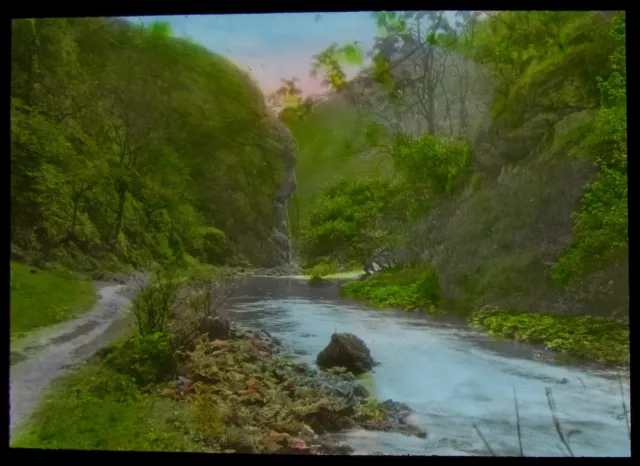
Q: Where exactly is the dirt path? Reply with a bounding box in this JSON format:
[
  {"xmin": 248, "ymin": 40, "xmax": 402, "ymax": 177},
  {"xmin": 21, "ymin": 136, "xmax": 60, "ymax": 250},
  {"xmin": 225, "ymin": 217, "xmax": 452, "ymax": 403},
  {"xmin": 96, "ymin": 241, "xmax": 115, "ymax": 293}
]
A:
[{"xmin": 9, "ymin": 273, "xmax": 146, "ymax": 438}]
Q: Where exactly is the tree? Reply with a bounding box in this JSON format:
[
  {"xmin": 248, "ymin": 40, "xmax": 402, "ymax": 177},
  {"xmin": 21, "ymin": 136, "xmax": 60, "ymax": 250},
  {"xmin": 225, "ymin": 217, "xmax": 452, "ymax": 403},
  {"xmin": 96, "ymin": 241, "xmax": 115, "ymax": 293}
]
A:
[{"xmin": 10, "ymin": 17, "xmax": 289, "ymax": 270}]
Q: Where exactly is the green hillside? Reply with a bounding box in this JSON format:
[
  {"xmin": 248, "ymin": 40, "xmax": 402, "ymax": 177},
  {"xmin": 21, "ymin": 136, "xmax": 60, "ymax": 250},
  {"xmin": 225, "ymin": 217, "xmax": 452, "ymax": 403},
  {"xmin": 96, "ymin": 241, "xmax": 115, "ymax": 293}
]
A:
[
  {"xmin": 286, "ymin": 99, "xmax": 392, "ymax": 217},
  {"xmin": 11, "ymin": 18, "xmax": 285, "ymax": 275}
]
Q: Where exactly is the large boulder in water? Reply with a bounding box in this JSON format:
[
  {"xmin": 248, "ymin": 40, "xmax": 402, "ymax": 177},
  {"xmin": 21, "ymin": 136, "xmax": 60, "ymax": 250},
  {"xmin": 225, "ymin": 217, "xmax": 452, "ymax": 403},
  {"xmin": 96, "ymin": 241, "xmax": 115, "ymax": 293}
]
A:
[{"xmin": 316, "ymin": 333, "xmax": 375, "ymax": 374}]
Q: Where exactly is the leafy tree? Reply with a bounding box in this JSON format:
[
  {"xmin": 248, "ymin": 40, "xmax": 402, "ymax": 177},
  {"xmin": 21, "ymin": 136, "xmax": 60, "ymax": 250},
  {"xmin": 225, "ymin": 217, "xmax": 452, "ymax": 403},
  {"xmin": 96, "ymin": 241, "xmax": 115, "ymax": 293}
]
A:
[
  {"xmin": 551, "ymin": 12, "xmax": 627, "ymax": 286},
  {"xmin": 300, "ymin": 179, "xmax": 402, "ymax": 271},
  {"xmin": 11, "ymin": 17, "xmax": 287, "ymax": 271}
]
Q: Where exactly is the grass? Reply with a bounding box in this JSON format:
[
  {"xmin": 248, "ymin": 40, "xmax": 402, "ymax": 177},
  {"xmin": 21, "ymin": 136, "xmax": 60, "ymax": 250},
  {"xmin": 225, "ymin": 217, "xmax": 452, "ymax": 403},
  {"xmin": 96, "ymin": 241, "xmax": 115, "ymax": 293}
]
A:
[
  {"xmin": 12, "ymin": 323, "xmax": 204, "ymax": 452},
  {"xmin": 10, "ymin": 363, "xmax": 204, "ymax": 452},
  {"xmin": 10, "ymin": 261, "xmax": 97, "ymax": 338}
]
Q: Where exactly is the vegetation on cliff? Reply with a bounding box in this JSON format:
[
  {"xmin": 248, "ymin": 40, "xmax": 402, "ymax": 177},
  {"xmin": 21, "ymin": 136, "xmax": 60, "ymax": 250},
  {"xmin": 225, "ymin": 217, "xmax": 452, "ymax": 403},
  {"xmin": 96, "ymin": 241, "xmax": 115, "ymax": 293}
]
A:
[
  {"xmin": 288, "ymin": 11, "xmax": 627, "ymax": 363},
  {"xmin": 11, "ymin": 18, "xmax": 286, "ymax": 276}
]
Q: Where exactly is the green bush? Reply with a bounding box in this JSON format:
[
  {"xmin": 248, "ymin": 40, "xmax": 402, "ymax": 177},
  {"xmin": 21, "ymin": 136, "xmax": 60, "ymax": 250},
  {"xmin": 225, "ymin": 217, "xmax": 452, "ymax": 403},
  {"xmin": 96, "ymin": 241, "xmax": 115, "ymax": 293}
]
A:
[
  {"xmin": 132, "ymin": 268, "xmax": 182, "ymax": 336},
  {"xmin": 187, "ymin": 226, "xmax": 232, "ymax": 266},
  {"xmin": 391, "ymin": 133, "xmax": 472, "ymax": 211},
  {"xmin": 299, "ymin": 178, "xmax": 401, "ymax": 267},
  {"xmin": 551, "ymin": 13, "xmax": 627, "ymax": 287},
  {"xmin": 101, "ymin": 332, "xmax": 177, "ymax": 387},
  {"xmin": 468, "ymin": 307, "xmax": 629, "ymax": 365},
  {"xmin": 342, "ymin": 265, "xmax": 441, "ymax": 311},
  {"xmin": 306, "ymin": 259, "xmax": 338, "ymax": 278}
]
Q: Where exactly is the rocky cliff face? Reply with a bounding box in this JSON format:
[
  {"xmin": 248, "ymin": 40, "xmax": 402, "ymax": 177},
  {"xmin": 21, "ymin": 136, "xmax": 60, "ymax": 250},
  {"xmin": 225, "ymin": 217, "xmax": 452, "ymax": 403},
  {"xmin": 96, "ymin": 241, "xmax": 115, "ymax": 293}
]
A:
[{"xmin": 258, "ymin": 114, "xmax": 298, "ymax": 268}]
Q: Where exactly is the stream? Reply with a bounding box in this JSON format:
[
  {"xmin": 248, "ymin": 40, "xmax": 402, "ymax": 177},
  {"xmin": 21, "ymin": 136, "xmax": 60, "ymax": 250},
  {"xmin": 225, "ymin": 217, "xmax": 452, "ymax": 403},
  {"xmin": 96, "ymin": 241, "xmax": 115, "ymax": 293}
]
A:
[{"xmin": 226, "ymin": 276, "xmax": 631, "ymax": 457}]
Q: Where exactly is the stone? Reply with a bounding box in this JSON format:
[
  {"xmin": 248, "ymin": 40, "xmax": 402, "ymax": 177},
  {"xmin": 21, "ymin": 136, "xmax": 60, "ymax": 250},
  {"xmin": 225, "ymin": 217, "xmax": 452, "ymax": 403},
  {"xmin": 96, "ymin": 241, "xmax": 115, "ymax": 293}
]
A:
[
  {"xmin": 199, "ymin": 315, "xmax": 231, "ymax": 341},
  {"xmin": 316, "ymin": 333, "xmax": 375, "ymax": 375}
]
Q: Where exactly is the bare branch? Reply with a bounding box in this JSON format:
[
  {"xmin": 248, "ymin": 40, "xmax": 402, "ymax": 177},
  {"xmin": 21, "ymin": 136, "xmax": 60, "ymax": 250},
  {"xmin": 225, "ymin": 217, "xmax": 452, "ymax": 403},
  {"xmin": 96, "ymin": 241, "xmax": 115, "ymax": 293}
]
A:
[
  {"xmin": 617, "ymin": 372, "xmax": 631, "ymax": 442},
  {"xmin": 545, "ymin": 388, "xmax": 574, "ymax": 457},
  {"xmin": 513, "ymin": 387, "xmax": 524, "ymax": 456},
  {"xmin": 472, "ymin": 422, "xmax": 496, "ymax": 456}
]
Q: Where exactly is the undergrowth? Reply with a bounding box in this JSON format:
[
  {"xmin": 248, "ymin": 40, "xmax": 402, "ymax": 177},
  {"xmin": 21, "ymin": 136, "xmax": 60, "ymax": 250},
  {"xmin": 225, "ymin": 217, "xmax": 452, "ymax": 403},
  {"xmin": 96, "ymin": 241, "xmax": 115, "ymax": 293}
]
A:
[
  {"xmin": 11, "ymin": 363, "xmax": 203, "ymax": 451},
  {"xmin": 341, "ymin": 265, "xmax": 441, "ymax": 311},
  {"xmin": 468, "ymin": 307, "xmax": 629, "ymax": 365}
]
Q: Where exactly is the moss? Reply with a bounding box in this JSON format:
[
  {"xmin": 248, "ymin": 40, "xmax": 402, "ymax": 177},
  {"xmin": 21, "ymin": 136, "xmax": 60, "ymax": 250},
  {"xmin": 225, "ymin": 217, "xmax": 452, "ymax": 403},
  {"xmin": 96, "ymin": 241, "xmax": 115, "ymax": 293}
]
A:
[
  {"xmin": 468, "ymin": 307, "xmax": 629, "ymax": 365},
  {"xmin": 341, "ymin": 265, "xmax": 441, "ymax": 312}
]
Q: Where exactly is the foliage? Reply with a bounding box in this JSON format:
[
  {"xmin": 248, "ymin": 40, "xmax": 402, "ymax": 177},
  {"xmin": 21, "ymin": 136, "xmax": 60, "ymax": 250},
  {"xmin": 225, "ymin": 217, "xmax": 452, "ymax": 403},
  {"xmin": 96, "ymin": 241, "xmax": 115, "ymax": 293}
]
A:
[
  {"xmin": 306, "ymin": 259, "xmax": 338, "ymax": 279},
  {"xmin": 10, "ymin": 260, "xmax": 96, "ymax": 337},
  {"xmin": 472, "ymin": 11, "xmax": 617, "ymax": 127},
  {"xmin": 342, "ymin": 265, "xmax": 441, "ymax": 311},
  {"xmin": 391, "ymin": 133, "xmax": 473, "ymax": 216},
  {"xmin": 11, "ymin": 18, "xmax": 285, "ymax": 272},
  {"xmin": 468, "ymin": 308, "xmax": 629, "ymax": 365},
  {"xmin": 551, "ymin": 13, "xmax": 627, "ymax": 286},
  {"xmin": 101, "ymin": 332, "xmax": 177, "ymax": 387},
  {"xmin": 187, "ymin": 227, "xmax": 233, "ymax": 266},
  {"xmin": 132, "ymin": 268, "xmax": 182, "ymax": 336},
  {"xmin": 310, "ymin": 42, "xmax": 364, "ymax": 91},
  {"xmin": 299, "ymin": 178, "xmax": 402, "ymax": 268}
]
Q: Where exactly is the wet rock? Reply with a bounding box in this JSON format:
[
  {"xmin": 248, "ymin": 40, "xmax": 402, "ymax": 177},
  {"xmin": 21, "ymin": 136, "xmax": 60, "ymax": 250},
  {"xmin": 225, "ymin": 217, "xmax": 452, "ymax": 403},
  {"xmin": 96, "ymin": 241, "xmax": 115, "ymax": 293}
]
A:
[
  {"xmin": 352, "ymin": 384, "xmax": 369, "ymax": 399},
  {"xmin": 376, "ymin": 399, "xmax": 428, "ymax": 439},
  {"xmin": 200, "ymin": 315, "xmax": 231, "ymax": 341},
  {"xmin": 316, "ymin": 333, "xmax": 375, "ymax": 375},
  {"xmin": 294, "ymin": 349, "xmax": 309, "ymax": 356},
  {"xmin": 312, "ymin": 438, "xmax": 354, "ymax": 455}
]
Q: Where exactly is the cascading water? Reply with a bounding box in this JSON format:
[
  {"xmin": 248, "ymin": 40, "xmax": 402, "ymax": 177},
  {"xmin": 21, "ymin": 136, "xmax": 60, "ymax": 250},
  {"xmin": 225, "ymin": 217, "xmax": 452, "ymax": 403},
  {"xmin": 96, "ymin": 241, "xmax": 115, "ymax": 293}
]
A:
[{"xmin": 258, "ymin": 112, "xmax": 298, "ymax": 268}]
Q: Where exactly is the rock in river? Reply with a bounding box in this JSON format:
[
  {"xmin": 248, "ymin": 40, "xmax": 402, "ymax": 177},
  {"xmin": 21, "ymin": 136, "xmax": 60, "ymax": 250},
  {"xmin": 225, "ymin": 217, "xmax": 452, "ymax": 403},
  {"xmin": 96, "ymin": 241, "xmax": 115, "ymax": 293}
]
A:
[
  {"xmin": 316, "ymin": 333, "xmax": 375, "ymax": 375},
  {"xmin": 199, "ymin": 315, "xmax": 231, "ymax": 340}
]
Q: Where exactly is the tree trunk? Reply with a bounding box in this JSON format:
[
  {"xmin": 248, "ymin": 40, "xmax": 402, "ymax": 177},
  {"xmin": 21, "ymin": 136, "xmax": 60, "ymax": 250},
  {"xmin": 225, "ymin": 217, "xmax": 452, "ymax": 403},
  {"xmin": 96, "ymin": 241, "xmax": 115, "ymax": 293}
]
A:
[{"xmin": 426, "ymin": 83, "xmax": 437, "ymax": 135}]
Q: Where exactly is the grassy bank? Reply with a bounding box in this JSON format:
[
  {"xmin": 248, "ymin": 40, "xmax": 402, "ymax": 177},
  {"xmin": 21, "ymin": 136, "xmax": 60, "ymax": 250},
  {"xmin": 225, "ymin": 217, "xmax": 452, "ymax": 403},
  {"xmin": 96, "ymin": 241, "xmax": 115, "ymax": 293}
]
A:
[
  {"xmin": 12, "ymin": 266, "xmax": 414, "ymax": 453},
  {"xmin": 342, "ymin": 267, "xmax": 629, "ymax": 366},
  {"xmin": 11, "ymin": 362, "xmax": 203, "ymax": 451},
  {"xmin": 10, "ymin": 261, "xmax": 97, "ymax": 338}
]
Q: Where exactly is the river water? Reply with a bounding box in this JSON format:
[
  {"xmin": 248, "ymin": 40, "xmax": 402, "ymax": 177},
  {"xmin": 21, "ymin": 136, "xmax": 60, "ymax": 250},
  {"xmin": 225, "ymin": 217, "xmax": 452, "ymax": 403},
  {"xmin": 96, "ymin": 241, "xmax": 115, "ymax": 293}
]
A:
[{"xmin": 226, "ymin": 276, "xmax": 631, "ymax": 457}]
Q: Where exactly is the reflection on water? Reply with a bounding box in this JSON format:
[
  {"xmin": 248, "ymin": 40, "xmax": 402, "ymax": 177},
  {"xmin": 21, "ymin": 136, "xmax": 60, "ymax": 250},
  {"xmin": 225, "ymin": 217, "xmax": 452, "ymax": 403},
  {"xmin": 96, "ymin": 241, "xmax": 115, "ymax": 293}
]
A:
[{"xmin": 226, "ymin": 277, "xmax": 631, "ymax": 457}]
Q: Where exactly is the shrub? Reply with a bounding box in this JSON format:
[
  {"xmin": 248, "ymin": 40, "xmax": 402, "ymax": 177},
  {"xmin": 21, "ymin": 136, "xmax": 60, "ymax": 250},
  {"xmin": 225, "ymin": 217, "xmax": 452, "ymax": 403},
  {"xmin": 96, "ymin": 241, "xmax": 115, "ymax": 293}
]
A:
[
  {"xmin": 468, "ymin": 307, "xmax": 629, "ymax": 365},
  {"xmin": 551, "ymin": 13, "xmax": 627, "ymax": 287},
  {"xmin": 342, "ymin": 265, "xmax": 441, "ymax": 311},
  {"xmin": 132, "ymin": 268, "xmax": 181, "ymax": 336},
  {"xmin": 392, "ymin": 133, "xmax": 472, "ymax": 207},
  {"xmin": 188, "ymin": 227, "xmax": 232, "ymax": 266},
  {"xmin": 101, "ymin": 332, "xmax": 177, "ymax": 387}
]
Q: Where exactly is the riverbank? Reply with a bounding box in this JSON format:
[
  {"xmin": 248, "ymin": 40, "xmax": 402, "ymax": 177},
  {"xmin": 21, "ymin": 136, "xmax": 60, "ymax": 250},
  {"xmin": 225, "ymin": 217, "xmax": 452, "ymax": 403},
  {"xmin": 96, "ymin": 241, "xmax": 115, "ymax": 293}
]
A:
[
  {"xmin": 341, "ymin": 267, "xmax": 629, "ymax": 367},
  {"xmin": 224, "ymin": 275, "xmax": 630, "ymax": 456},
  {"xmin": 11, "ymin": 314, "xmax": 425, "ymax": 453}
]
